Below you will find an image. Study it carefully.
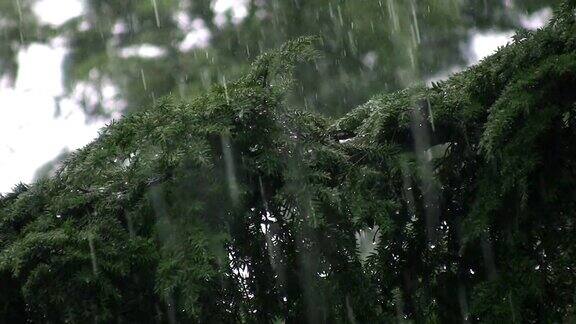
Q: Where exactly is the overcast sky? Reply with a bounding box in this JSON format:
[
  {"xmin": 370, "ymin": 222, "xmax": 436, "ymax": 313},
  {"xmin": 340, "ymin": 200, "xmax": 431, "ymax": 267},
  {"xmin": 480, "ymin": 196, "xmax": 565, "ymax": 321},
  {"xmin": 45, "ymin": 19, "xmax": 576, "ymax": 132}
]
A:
[{"xmin": 0, "ymin": 0, "xmax": 551, "ymax": 194}]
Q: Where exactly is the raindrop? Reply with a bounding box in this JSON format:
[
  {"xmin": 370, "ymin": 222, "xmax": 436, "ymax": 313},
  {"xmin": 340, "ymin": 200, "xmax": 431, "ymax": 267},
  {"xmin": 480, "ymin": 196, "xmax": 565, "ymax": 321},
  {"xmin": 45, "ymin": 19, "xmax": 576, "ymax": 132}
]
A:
[
  {"xmin": 386, "ymin": 0, "xmax": 400, "ymax": 32},
  {"xmin": 258, "ymin": 176, "xmax": 271, "ymax": 214},
  {"xmin": 458, "ymin": 284, "xmax": 470, "ymax": 324},
  {"xmin": 337, "ymin": 4, "xmax": 344, "ymax": 26},
  {"xmin": 221, "ymin": 134, "xmax": 239, "ymax": 205},
  {"xmin": 15, "ymin": 0, "xmax": 24, "ymax": 43},
  {"xmin": 88, "ymin": 234, "xmax": 98, "ymax": 275},
  {"xmin": 151, "ymin": 0, "xmax": 161, "ymax": 28},
  {"xmin": 410, "ymin": 0, "xmax": 421, "ymax": 45},
  {"xmin": 15, "ymin": 0, "xmax": 22, "ymax": 21},
  {"xmin": 125, "ymin": 214, "xmax": 135, "ymax": 237},
  {"xmin": 222, "ymin": 76, "xmax": 230, "ymax": 104},
  {"xmin": 140, "ymin": 68, "xmax": 148, "ymax": 91},
  {"xmin": 427, "ymin": 98, "xmax": 436, "ymax": 132}
]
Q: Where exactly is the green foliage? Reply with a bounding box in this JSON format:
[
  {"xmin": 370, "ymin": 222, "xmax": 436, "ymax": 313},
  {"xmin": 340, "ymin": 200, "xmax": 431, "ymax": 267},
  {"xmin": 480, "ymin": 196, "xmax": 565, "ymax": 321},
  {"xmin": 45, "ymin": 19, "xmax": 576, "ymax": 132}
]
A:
[
  {"xmin": 1, "ymin": 0, "xmax": 561, "ymax": 118},
  {"xmin": 2, "ymin": 2, "xmax": 576, "ymax": 322}
]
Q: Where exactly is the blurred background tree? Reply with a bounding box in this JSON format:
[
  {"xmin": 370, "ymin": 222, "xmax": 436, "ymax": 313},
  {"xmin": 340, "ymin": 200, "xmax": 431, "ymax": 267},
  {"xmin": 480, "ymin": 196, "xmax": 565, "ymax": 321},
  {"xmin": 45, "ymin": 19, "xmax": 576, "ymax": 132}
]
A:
[
  {"xmin": 0, "ymin": 0, "xmax": 44, "ymax": 84},
  {"xmin": 1, "ymin": 0, "xmax": 561, "ymax": 119}
]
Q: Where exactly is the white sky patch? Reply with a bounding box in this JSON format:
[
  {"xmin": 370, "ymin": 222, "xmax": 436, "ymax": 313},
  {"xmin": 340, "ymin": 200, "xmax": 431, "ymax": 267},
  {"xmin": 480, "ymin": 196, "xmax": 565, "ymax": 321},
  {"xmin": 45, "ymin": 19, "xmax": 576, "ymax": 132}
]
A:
[
  {"xmin": 427, "ymin": 8, "xmax": 553, "ymax": 84},
  {"xmin": 212, "ymin": 0, "xmax": 248, "ymax": 26},
  {"xmin": 79, "ymin": 20, "xmax": 91, "ymax": 32},
  {"xmin": 119, "ymin": 44, "xmax": 167, "ymax": 58},
  {"xmin": 362, "ymin": 51, "xmax": 378, "ymax": 70},
  {"xmin": 72, "ymin": 80, "xmax": 125, "ymax": 120},
  {"xmin": 426, "ymin": 65, "xmax": 463, "ymax": 86},
  {"xmin": 33, "ymin": 0, "xmax": 83, "ymax": 26},
  {"xmin": 112, "ymin": 21, "xmax": 128, "ymax": 36},
  {"xmin": 469, "ymin": 31, "xmax": 515, "ymax": 64},
  {"xmin": 0, "ymin": 43, "xmax": 107, "ymax": 194},
  {"xmin": 356, "ymin": 226, "xmax": 381, "ymax": 266},
  {"xmin": 179, "ymin": 19, "xmax": 211, "ymax": 51},
  {"xmin": 174, "ymin": 11, "xmax": 193, "ymax": 31},
  {"xmin": 520, "ymin": 7, "xmax": 553, "ymax": 30},
  {"xmin": 15, "ymin": 43, "xmax": 64, "ymax": 95},
  {"xmin": 426, "ymin": 31, "xmax": 515, "ymax": 85}
]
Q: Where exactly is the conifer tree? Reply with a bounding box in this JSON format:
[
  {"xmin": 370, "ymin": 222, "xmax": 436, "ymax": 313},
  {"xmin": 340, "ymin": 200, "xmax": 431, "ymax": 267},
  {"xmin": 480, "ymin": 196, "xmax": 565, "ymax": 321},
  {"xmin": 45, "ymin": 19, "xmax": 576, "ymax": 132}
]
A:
[{"xmin": 1, "ymin": 1, "xmax": 576, "ymax": 322}]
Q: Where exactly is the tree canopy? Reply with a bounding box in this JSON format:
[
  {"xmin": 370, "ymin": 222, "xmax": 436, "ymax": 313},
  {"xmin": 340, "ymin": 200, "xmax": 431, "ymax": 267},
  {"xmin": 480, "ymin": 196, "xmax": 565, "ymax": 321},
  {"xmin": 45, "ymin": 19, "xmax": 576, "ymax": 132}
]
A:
[
  {"xmin": 2, "ymin": 1, "xmax": 576, "ymax": 323},
  {"xmin": 1, "ymin": 0, "xmax": 561, "ymax": 117}
]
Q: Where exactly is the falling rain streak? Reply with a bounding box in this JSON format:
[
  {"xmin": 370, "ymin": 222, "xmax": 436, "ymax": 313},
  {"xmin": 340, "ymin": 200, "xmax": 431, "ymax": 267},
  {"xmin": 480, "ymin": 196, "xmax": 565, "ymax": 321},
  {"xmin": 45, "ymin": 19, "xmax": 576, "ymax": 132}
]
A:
[
  {"xmin": 427, "ymin": 98, "xmax": 436, "ymax": 132},
  {"xmin": 222, "ymin": 76, "xmax": 230, "ymax": 104},
  {"xmin": 140, "ymin": 68, "xmax": 148, "ymax": 91},
  {"xmin": 410, "ymin": 0, "xmax": 421, "ymax": 45},
  {"xmin": 0, "ymin": 0, "xmax": 566, "ymax": 321},
  {"xmin": 386, "ymin": 0, "xmax": 400, "ymax": 32},
  {"xmin": 88, "ymin": 234, "xmax": 98, "ymax": 275},
  {"xmin": 15, "ymin": 0, "xmax": 24, "ymax": 43},
  {"xmin": 221, "ymin": 134, "xmax": 239, "ymax": 205},
  {"xmin": 151, "ymin": 0, "xmax": 160, "ymax": 28},
  {"xmin": 419, "ymin": 109, "xmax": 441, "ymax": 245}
]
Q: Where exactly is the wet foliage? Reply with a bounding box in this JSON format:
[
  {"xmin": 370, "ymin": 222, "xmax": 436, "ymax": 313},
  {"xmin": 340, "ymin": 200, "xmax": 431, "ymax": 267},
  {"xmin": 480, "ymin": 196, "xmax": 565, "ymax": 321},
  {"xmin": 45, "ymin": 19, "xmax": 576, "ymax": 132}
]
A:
[
  {"xmin": 1, "ymin": 0, "xmax": 561, "ymax": 117},
  {"xmin": 2, "ymin": 2, "xmax": 576, "ymax": 322}
]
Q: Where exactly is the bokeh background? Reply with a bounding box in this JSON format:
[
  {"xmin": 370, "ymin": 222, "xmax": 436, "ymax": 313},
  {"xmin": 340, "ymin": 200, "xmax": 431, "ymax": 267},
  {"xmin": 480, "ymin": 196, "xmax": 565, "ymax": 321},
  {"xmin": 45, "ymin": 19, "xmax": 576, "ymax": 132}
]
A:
[{"xmin": 0, "ymin": 0, "xmax": 557, "ymax": 193}]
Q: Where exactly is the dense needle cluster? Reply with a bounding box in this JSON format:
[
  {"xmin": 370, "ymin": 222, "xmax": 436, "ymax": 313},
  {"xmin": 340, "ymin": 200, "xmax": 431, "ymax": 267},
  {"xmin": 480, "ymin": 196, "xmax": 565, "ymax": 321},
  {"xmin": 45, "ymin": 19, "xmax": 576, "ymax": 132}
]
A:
[{"xmin": 1, "ymin": 2, "xmax": 576, "ymax": 322}]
